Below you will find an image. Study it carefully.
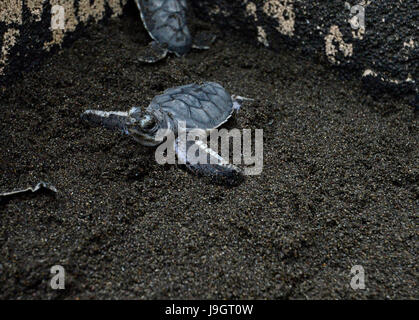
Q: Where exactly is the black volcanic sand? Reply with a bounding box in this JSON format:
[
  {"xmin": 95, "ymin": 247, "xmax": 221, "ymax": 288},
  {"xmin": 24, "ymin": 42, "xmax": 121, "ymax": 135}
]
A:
[{"xmin": 0, "ymin": 8, "xmax": 417, "ymax": 299}]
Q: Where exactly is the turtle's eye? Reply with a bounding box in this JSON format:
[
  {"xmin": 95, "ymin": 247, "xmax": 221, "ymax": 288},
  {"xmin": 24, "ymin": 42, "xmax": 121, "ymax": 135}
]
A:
[{"xmin": 140, "ymin": 115, "xmax": 156, "ymax": 131}]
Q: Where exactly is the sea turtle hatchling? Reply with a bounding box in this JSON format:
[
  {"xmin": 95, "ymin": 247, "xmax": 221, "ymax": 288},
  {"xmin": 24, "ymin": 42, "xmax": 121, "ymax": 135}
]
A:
[
  {"xmin": 81, "ymin": 82, "xmax": 252, "ymax": 184},
  {"xmin": 134, "ymin": 0, "xmax": 216, "ymax": 63}
]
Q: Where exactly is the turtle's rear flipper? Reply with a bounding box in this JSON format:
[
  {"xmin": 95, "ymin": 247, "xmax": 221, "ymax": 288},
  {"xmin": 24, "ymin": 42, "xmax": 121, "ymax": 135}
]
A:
[
  {"xmin": 192, "ymin": 32, "xmax": 216, "ymax": 50},
  {"xmin": 174, "ymin": 137, "xmax": 244, "ymax": 186},
  {"xmin": 138, "ymin": 41, "xmax": 168, "ymax": 63},
  {"xmin": 231, "ymin": 95, "xmax": 254, "ymax": 112},
  {"xmin": 81, "ymin": 110, "xmax": 130, "ymax": 134}
]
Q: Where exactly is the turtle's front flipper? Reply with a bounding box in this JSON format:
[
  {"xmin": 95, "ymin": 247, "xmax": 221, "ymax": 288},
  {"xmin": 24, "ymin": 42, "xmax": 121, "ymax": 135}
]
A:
[
  {"xmin": 174, "ymin": 137, "xmax": 244, "ymax": 185},
  {"xmin": 138, "ymin": 41, "xmax": 168, "ymax": 63},
  {"xmin": 192, "ymin": 32, "xmax": 216, "ymax": 50},
  {"xmin": 81, "ymin": 110, "xmax": 130, "ymax": 134}
]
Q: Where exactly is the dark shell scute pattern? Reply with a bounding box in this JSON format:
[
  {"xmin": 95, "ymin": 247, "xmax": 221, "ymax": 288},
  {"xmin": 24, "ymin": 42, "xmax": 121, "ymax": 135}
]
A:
[
  {"xmin": 147, "ymin": 83, "xmax": 234, "ymax": 129},
  {"xmin": 136, "ymin": 0, "xmax": 191, "ymax": 55}
]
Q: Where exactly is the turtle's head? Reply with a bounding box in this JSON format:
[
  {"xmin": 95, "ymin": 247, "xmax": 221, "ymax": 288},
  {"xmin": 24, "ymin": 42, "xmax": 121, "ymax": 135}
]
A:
[
  {"xmin": 138, "ymin": 114, "xmax": 157, "ymax": 131},
  {"xmin": 126, "ymin": 107, "xmax": 172, "ymax": 146}
]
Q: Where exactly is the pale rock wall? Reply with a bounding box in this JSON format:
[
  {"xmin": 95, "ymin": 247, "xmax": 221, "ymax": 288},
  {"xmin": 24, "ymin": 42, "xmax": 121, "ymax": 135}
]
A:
[
  {"xmin": 0, "ymin": 0, "xmax": 128, "ymax": 83},
  {"xmin": 190, "ymin": 0, "xmax": 418, "ymax": 95},
  {"xmin": 0, "ymin": 0, "xmax": 417, "ymax": 96}
]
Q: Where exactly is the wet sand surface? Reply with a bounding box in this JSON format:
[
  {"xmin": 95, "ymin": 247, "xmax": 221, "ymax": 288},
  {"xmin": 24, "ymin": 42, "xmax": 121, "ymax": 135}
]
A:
[{"xmin": 0, "ymin": 8, "xmax": 417, "ymax": 299}]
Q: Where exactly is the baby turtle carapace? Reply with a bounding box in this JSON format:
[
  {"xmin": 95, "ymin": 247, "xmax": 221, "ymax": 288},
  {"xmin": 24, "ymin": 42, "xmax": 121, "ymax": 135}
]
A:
[
  {"xmin": 134, "ymin": 0, "xmax": 215, "ymax": 63},
  {"xmin": 81, "ymin": 82, "xmax": 251, "ymax": 184}
]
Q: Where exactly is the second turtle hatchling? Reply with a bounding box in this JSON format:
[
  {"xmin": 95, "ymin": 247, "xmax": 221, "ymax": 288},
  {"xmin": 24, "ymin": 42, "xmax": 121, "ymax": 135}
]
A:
[{"xmin": 134, "ymin": 0, "xmax": 216, "ymax": 63}]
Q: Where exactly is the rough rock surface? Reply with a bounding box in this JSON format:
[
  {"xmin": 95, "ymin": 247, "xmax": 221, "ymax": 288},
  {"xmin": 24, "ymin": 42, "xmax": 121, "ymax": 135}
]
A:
[
  {"xmin": 190, "ymin": 0, "xmax": 418, "ymax": 96},
  {"xmin": 1, "ymin": 1, "xmax": 417, "ymax": 98},
  {"xmin": 0, "ymin": 0, "xmax": 128, "ymax": 84}
]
